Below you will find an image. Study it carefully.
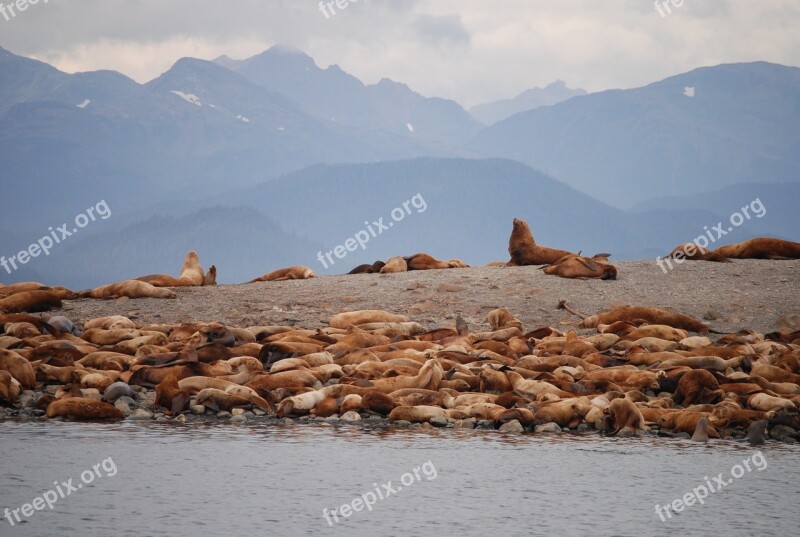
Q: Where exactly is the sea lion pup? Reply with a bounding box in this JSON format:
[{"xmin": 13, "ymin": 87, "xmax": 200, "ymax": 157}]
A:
[
  {"xmin": 154, "ymin": 375, "xmax": 190, "ymax": 415},
  {"xmin": 348, "ymin": 261, "xmax": 386, "ymax": 274},
  {"xmin": 714, "ymin": 237, "xmax": 800, "ymax": 260},
  {"xmin": 542, "ymin": 254, "xmax": 617, "ymax": 280},
  {"xmin": 250, "ymin": 266, "xmax": 316, "ymax": 283},
  {"xmin": 507, "ymin": 217, "xmax": 574, "ymax": 266},
  {"xmin": 46, "ymin": 397, "xmax": 124, "ymax": 421},
  {"xmin": 667, "ymin": 243, "xmax": 729, "ymax": 262},
  {"xmin": 691, "ymin": 416, "xmax": 710, "ymax": 442},
  {"xmin": 81, "ymin": 280, "xmax": 176, "ymax": 299},
  {"xmin": 0, "ymin": 290, "xmax": 63, "ymax": 313},
  {"xmin": 329, "ymin": 310, "xmax": 409, "ymax": 329},
  {"xmin": 580, "ymin": 306, "xmax": 711, "ymax": 334},
  {"xmin": 746, "ymin": 419, "xmax": 768, "ymax": 445},
  {"xmin": 379, "ymin": 256, "xmax": 408, "ymax": 273},
  {"xmin": 203, "ymin": 265, "xmax": 217, "ymax": 286}
]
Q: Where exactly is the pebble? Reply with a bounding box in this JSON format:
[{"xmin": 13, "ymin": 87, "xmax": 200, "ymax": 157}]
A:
[
  {"xmin": 340, "ymin": 411, "xmax": 362, "ymax": 422},
  {"xmin": 190, "ymin": 405, "xmax": 206, "ymax": 415},
  {"xmin": 231, "ymin": 408, "xmax": 246, "ymax": 416},
  {"xmin": 216, "ymin": 411, "xmax": 232, "ymax": 419},
  {"xmin": 230, "ymin": 414, "xmax": 247, "ymax": 424},
  {"xmin": 430, "ymin": 416, "xmax": 449, "ymax": 428}
]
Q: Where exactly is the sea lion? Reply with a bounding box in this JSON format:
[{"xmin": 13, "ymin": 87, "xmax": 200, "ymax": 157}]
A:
[
  {"xmin": 84, "ymin": 316, "xmax": 137, "ymax": 330},
  {"xmin": 0, "ymin": 290, "xmax": 63, "ymax": 313},
  {"xmin": 348, "ymin": 261, "xmax": 386, "ymax": 274},
  {"xmin": 667, "ymin": 243, "xmax": 729, "ymax": 262},
  {"xmin": 329, "ymin": 310, "xmax": 409, "ymax": 329},
  {"xmin": 0, "ymin": 370, "xmax": 21, "ymax": 405},
  {"xmin": 580, "ymin": 306, "xmax": 711, "ymax": 334},
  {"xmin": 405, "ymin": 253, "xmax": 467, "ymax": 271},
  {"xmin": 81, "ymin": 280, "xmax": 176, "ymax": 299},
  {"xmin": 487, "ymin": 308, "xmax": 523, "ymax": 331},
  {"xmin": 746, "ymin": 419, "xmax": 768, "ymax": 445},
  {"xmin": 46, "ymin": 397, "xmax": 124, "ymax": 421},
  {"xmin": 672, "ymin": 370, "xmax": 724, "ymax": 406},
  {"xmin": 543, "ymin": 254, "xmax": 617, "ymax": 280},
  {"xmin": 507, "ymin": 218, "xmax": 574, "ymax": 266},
  {"xmin": 46, "ymin": 315, "xmax": 82, "ymax": 336},
  {"xmin": 379, "ymin": 256, "xmax": 408, "ymax": 273},
  {"xmin": 604, "ymin": 397, "xmax": 645, "ymax": 435},
  {"xmin": 155, "ymin": 375, "xmax": 190, "ymax": 415},
  {"xmin": 691, "ymin": 416, "xmax": 709, "ymax": 442},
  {"xmin": 714, "ymin": 238, "xmax": 800, "ymax": 260},
  {"xmin": 135, "ymin": 251, "xmax": 206, "ymax": 287},
  {"xmin": 250, "ymin": 266, "xmax": 316, "ymax": 282},
  {"xmin": 203, "ymin": 265, "xmax": 217, "ymax": 286},
  {"xmin": 0, "ymin": 349, "xmax": 36, "ymax": 389}
]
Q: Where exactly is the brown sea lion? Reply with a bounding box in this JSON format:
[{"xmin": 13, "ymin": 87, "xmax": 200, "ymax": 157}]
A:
[
  {"xmin": 348, "ymin": 261, "xmax": 386, "ymax": 274},
  {"xmin": 580, "ymin": 306, "xmax": 711, "ymax": 334},
  {"xmin": 250, "ymin": 266, "xmax": 316, "ymax": 282},
  {"xmin": 154, "ymin": 375, "xmax": 190, "ymax": 415},
  {"xmin": 203, "ymin": 265, "xmax": 217, "ymax": 286},
  {"xmin": 46, "ymin": 397, "xmax": 124, "ymax": 421},
  {"xmin": 714, "ymin": 238, "xmax": 800, "ymax": 260},
  {"xmin": 0, "ymin": 290, "xmax": 63, "ymax": 313},
  {"xmin": 507, "ymin": 218, "xmax": 574, "ymax": 266},
  {"xmin": 135, "ymin": 251, "xmax": 205, "ymax": 287},
  {"xmin": 405, "ymin": 253, "xmax": 467, "ymax": 270},
  {"xmin": 81, "ymin": 280, "xmax": 176, "ymax": 299},
  {"xmin": 543, "ymin": 254, "xmax": 617, "ymax": 280},
  {"xmin": 0, "ymin": 370, "xmax": 21, "ymax": 405}
]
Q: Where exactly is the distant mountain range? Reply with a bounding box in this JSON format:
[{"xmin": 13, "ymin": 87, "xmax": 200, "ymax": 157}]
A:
[
  {"xmin": 469, "ymin": 80, "xmax": 587, "ymax": 125},
  {"xmin": 468, "ymin": 62, "xmax": 800, "ymax": 207},
  {"xmin": 1, "ymin": 46, "xmax": 798, "ymax": 287}
]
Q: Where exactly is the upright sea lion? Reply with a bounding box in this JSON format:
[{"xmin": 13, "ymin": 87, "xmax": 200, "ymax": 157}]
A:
[
  {"xmin": 250, "ymin": 266, "xmax": 316, "ymax": 282},
  {"xmin": 691, "ymin": 416, "xmax": 709, "ymax": 442},
  {"xmin": 203, "ymin": 265, "xmax": 217, "ymax": 286},
  {"xmin": 81, "ymin": 280, "xmax": 177, "ymax": 299},
  {"xmin": 507, "ymin": 218, "xmax": 574, "ymax": 266},
  {"xmin": 746, "ymin": 419, "xmax": 768, "ymax": 445},
  {"xmin": 0, "ymin": 290, "xmax": 63, "ymax": 313},
  {"xmin": 714, "ymin": 238, "xmax": 800, "ymax": 260}
]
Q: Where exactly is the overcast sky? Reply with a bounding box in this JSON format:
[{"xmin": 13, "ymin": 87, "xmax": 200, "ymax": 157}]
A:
[{"xmin": 2, "ymin": 0, "xmax": 798, "ymax": 106}]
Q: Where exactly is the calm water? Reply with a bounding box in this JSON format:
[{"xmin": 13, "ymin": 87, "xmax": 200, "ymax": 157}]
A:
[{"xmin": 0, "ymin": 421, "xmax": 798, "ymax": 537}]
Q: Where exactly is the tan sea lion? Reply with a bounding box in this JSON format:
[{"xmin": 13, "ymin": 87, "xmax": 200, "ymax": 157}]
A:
[
  {"xmin": 329, "ymin": 310, "xmax": 409, "ymax": 329},
  {"xmin": 0, "ymin": 370, "xmax": 21, "ymax": 405},
  {"xmin": 667, "ymin": 243, "xmax": 729, "ymax": 262},
  {"xmin": 379, "ymin": 256, "xmax": 408, "ymax": 273},
  {"xmin": 507, "ymin": 218, "xmax": 574, "ymax": 266},
  {"xmin": 203, "ymin": 265, "xmax": 217, "ymax": 286},
  {"xmin": 0, "ymin": 290, "xmax": 63, "ymax": 313},
  {"xmin": 81, "ymin": 280, "xmax": 176, "ymax": 299},
  {"xmin": 250, "ymin": 266, "xmax": 316, "ymax": 282},
  {"xmin": 154, "ymin": 375, "xmax": 190, "ymax": 415},
  {"xmin": 135, "ymin": 251, "xmax": 205, "ymax": 287},
  {"xmin": 405, "ymin": 253, "xmax": 467, "ymax": 271},
  {"xmin": 0, "ymin": 349, "xmax": 36, "ymax": 389},
  {"xmin": 580, "ymin": 306, "xmax": 711, "ymax": 334}
]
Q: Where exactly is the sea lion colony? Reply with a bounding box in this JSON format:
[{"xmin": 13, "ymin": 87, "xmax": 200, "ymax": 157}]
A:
[{"xmin": 1, "ymin": 305, "xmax": 799, "ymax": 443}]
